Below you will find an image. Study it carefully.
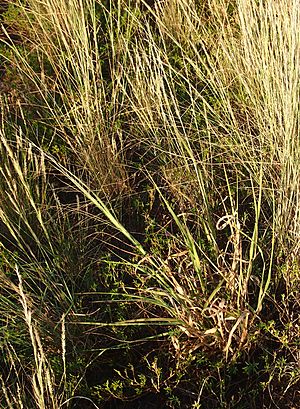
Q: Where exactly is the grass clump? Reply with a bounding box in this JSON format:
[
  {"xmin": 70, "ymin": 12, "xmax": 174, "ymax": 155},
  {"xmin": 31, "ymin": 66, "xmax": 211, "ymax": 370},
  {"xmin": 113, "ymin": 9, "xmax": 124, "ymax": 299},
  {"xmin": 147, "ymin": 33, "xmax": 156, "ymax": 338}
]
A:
[{"xmin": 0, "ymin": 0, "xmax": 300, "ymax": 408}]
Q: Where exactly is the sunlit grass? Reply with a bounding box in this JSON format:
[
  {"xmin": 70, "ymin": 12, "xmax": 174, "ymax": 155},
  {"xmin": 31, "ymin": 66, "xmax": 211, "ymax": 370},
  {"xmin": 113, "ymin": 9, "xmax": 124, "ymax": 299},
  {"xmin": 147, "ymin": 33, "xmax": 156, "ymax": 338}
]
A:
[{"xmin": 0, "ymin": 0, "xmax": 300, "ymax": 407}]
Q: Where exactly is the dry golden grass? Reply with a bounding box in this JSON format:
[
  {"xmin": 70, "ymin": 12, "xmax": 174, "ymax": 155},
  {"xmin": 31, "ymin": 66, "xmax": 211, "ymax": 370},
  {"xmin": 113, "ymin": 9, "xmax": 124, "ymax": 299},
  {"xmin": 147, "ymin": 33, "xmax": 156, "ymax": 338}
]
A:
[{"xmin": 1, "ymin": 0, "xmax": 300, "ymax": 406}]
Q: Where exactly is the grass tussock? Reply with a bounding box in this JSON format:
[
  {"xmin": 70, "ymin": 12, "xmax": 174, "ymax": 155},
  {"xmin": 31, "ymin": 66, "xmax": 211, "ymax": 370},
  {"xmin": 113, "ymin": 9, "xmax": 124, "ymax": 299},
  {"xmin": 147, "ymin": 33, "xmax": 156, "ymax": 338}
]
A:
[{"xmin": 0, "ymin": 0, "xmax": 300, "ymax": 407}]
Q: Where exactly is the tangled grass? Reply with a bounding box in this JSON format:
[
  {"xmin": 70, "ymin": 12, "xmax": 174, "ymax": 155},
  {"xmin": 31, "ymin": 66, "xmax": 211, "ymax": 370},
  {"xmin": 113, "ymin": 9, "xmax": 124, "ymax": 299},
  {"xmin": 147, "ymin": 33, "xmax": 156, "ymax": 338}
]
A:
[{"xmin": 0, "ymin": 0, "xmax": 300, "ymax": 407}]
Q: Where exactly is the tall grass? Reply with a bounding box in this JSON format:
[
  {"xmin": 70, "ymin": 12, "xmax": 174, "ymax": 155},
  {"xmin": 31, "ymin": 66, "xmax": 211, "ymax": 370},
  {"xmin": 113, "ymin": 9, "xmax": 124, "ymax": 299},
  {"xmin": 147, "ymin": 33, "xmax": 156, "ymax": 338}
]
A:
[
  {"xmin": 1, "ymin": 267, "xmax": 65, "ymax": 409},
  {"xmin": 4, "ymin": 0, "xmax": 133, "ymax": 197},
  {"xmin": 1, "ymin": 0, "xmax": 300, "ymax": 407}
]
